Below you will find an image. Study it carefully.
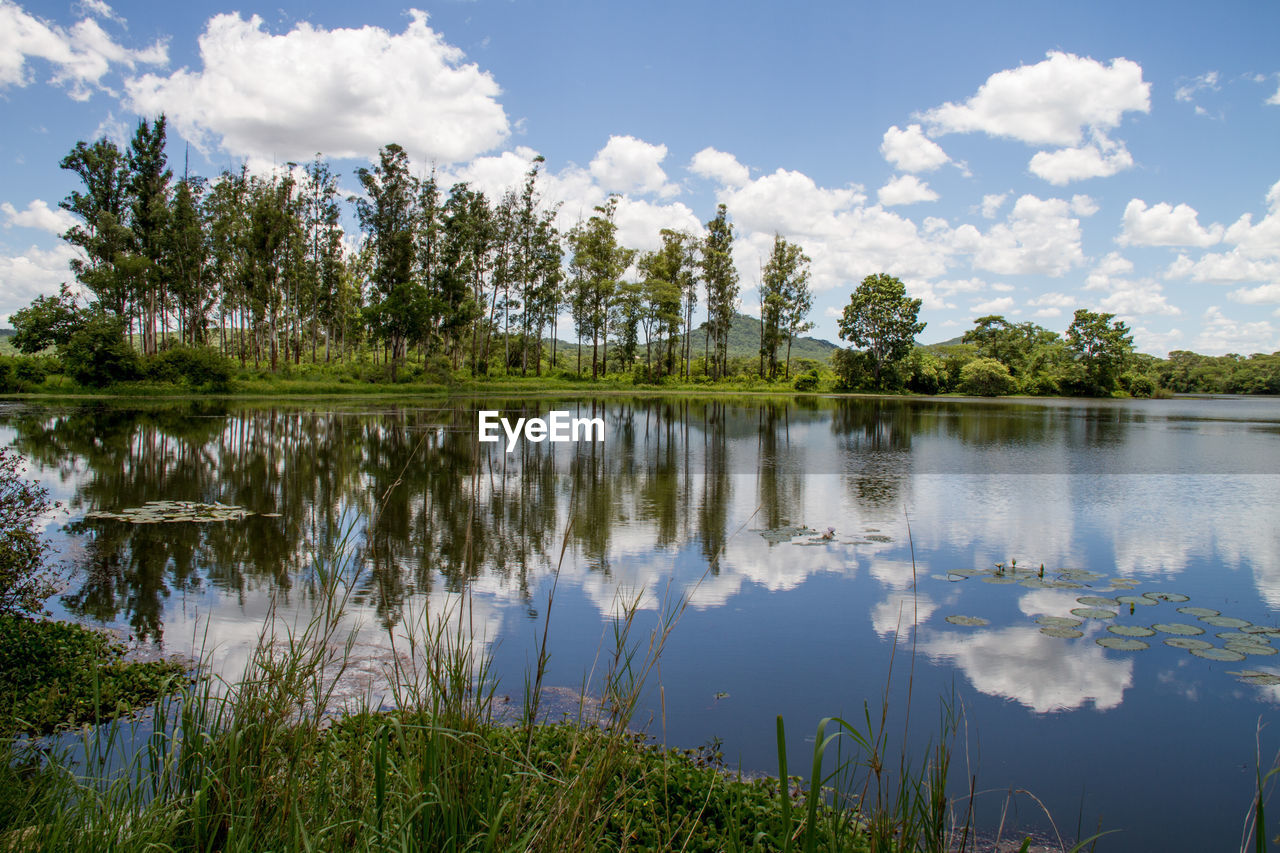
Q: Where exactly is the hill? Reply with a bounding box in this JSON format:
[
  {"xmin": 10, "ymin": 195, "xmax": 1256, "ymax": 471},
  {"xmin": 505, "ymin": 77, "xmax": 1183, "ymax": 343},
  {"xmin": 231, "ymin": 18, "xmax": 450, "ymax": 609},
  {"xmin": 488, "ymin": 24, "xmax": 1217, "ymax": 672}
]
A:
[{"xmin": 554, "ymin": 312, "xmax": 841, "ymax": 364}]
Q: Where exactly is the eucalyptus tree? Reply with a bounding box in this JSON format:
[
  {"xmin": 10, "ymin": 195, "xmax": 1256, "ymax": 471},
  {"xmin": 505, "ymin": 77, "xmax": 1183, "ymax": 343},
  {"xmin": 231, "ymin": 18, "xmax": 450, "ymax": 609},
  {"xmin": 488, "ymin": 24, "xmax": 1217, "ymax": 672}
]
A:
[
  {"xmin": 354, "ymin": 144, "xmax": 426, "ymax": 379},
  {"xmin": 568, "ymin": 196, "xmax": 634, "ymax": 379},
  {"xmin": 204, "ymin": 167, "xmax": 251, "ymax": 360},
  {"xmin": 244, "ymin": 170, "xmax": 304, "ymax": 370},
  {"xmin": 300, "ymin": 157, "xmax": 345, "ymax": 362},
  {"xmin": 125, "ymin": 116, "xmax": 172, "ymax": 355},
  {"xmin": 700, "ymin": 204, "xmax": 737, "ymax": 379},
  {"xmin": 637, "ymin": 230, "xmax": 689, "ymax": 377},
  {"xmin": 59, "ymin": 138, "xmax": 132, "ymax": 316},
  {"xmin": 758, "ymin": 234, "xmax": 813, "ymax": 379},
  {"xmin": 163, "ymin": 174, "xmax": 212, "ymax": 345},
  {"xmin": 440, "ymin": 183, "xmax": 492, "ymax": 373}
]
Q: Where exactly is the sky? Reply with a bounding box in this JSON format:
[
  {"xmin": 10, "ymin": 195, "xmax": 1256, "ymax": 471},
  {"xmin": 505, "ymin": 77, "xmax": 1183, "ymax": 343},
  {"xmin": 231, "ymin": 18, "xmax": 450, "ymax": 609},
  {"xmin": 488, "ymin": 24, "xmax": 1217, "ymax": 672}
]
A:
[{"xmin": 1, "ymin": 0, "xmax": 1279, "ymax": 356}]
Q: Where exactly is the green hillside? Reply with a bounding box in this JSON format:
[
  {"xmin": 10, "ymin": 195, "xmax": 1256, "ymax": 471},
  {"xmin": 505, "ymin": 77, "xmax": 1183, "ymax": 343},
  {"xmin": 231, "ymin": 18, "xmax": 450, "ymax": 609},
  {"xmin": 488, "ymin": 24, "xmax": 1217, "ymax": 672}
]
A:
[{"xmin": 555, "ymin": 312, "xmax": 840, "ymax": 364}]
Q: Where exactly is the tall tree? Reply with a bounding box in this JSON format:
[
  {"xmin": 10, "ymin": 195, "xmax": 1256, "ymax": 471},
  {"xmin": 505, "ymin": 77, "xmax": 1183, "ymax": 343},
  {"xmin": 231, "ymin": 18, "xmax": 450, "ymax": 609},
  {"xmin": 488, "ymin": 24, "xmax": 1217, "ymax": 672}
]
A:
[
  {"xmin": 568, "ymin": 197, "xmax": 634, "ymax": 379},
  {"xmin": 700, "ymin": 204, "xmax": 737, "ymax": 380},
  {"xmin": 837, "ymin": 273, "xmax": 925, "ymax": 391},
  {"xmin": 1066, "ymin": 308, "xmax": 1134, "ymax": 396},
  {"xmin": 125, "ymin": 115, "xmax": 172, "ymax": 355},
  {"xmin": 758, "ymin": 234, "xmax": 812, "ymax": 380},
  {"xmin": 59, "ymin": 138, "xmax": 132, "ymax": 316}
]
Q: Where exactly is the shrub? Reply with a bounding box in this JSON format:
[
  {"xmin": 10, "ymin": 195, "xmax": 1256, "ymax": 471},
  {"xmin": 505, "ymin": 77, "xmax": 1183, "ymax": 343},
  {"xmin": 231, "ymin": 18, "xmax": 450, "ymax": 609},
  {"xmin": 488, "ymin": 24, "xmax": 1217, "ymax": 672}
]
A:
[
  {"xmin": 146, "ymin": 344, "xmax": 235, "ymax": 390},
  {"xmin": 61, "ymin": 310, "xmax": 140, "ymax": 388},
  {"xmin": 793, "ymin": 368, "xmax": 821, "ymax": 391},
  {"xmin": 1123, "ymin": 371, "xmax": 1157, "ymax": 398},
  {"xmin": 959, "ymin": 357, "xmax": 1016, "ymax": 396}
]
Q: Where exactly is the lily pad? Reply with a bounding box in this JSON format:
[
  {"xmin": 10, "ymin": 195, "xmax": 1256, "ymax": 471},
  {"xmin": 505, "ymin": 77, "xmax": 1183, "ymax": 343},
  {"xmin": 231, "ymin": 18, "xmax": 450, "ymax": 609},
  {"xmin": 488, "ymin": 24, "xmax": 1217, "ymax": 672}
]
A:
[
  {"xmin": 945, "ymin": 569, "xmax": 984, "ymax": 579},
  {"xmin": 1059, "ymin": 569, "xmax": 1105, "ymax": 581},
  {"xmin": 1177, "ymin": 606, "xmax": 1220, "ymax": 618},
  {"xmin": 1190, "ymin": 646, "xmax": 1247, "ymax": 662},
  {"xmin": 1070, "ymin": 607, "xmax": 1117, "ymax": 620},
  {"xmin": 1225, "ymin": 642, "xmax": 1278, "ymax": 657},
  {"xmin": 1097, "ymin": 636, "xmax": 1149, "ymax": 651},
  {"xmin": 1230, "ymin": 671, "xmax": 1280, "ymax": 686},
  {"xmin": 1153, "ymin": 623, "xmax": 1206, "ymax": 636},
  {"xmin": 1019, "ymin": 578, "xmax": 1053, "ymax": 589},
  {"xmin": 1116, "ymin": 595, "xmax": 1157, "ymax": 607},
  {"xmin": 84, "ymin": 500, "xmax": 251, "ymax": 524},
  {"xmin": 945, "ymin": 615, "xmax": 989, "ymax": 627},
  {"xmin": 1218, "ymin": 632, "xmax": 1271, "ymax": 645},
  {"xmin": 1143, "ymin": 592, "xmax": 1190, "ymax": 603},
  {"xmin": 1108, "ymin": 578, "xmax": 1140, "ymax": 589},
  {"xmin": 982, "ymin": 577, "xmax": 1017, "ymax": 585},
  {"xmin": 1040, "ymin": 626, "xmax": 1084, "ymax": 639},
  {"xmin": 1037, "ymin": 615, "xmax": 1083, "ymax": 628},
  {"xmin": 1242, "ymin": 625, "xmax": 1280, "ymax": 635},
  {"xmin": 1107, "ymin": 625, "xmax": 1156, "ymax": 638},
  {"xmin": 1164, "ymin": 638, "xmax": 1213, "ymax": 650},
  {"xmin": 755, "ymin": 526, "xmax": 811, "ymax": 543},
  {"xmin": 1077, "ymin": 596, "xmax": 1120, "ymax": 607},
  {"xmin": 1201, "ymin": 616, "xmax": 1252, "ymax": 629},
  {"xmin": 1045, "ymin": 580, "xmax": 1084, "ymax": 589}
]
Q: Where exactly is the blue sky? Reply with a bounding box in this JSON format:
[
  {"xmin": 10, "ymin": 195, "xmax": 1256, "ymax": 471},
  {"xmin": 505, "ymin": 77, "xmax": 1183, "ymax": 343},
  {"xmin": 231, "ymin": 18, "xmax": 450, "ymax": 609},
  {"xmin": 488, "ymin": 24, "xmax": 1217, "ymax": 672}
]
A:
[{"xmin": 2, "ymin": 0, "xmax": 1279, "ymax": 355}]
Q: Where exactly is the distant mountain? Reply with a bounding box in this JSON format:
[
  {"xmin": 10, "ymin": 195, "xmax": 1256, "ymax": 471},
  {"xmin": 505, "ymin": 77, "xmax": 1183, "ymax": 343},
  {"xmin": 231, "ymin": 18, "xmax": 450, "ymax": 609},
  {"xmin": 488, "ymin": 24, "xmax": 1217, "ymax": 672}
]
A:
[{"xmin": 554, "ymin": 312, "xmax": 841, "ymax": 363}]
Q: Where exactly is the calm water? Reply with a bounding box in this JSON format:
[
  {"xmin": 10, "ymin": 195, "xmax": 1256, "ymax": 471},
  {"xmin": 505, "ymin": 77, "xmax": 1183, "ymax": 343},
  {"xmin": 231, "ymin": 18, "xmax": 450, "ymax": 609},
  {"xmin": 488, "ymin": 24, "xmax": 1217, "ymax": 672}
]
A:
[{"xmin": 5, "ymin": 394, "xmax": 1280, "ymax": 850}]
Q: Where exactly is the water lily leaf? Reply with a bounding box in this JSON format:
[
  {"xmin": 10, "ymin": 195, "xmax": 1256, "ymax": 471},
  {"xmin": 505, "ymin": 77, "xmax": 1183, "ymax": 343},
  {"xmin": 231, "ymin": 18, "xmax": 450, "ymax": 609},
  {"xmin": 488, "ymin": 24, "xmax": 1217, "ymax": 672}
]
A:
[
  {"xmin": 1190, "ymin": 647, "xmax": 1247, "ymax": 662},
  {"xmin": 1143, "ymin": 592, "xmax": 1190, "ymax": 603},
  {"xmin": 1045, "ymin": 580, "xmax": 1084, "ymax": 589},
  {"xmin": 1077, "ymin": 596, "xmax": 1120, "ymax": 607},
  {"xmin": 1019, "ymin": 578, "xmax": 1053, "ymax": 589},
  {"xmin": 945, "ymin": 615, "xmax": 989, "ymax": 627},
  {"xmin": 1040, "ymin": 626, "xmax": 1084, "ymax": 639},
  {"xmin": 1236, "ymin": 673, "xmax": 1280, "ymax": 686},
  {"xmin": 1153, "ymin": 623, "xmax": 1206, "ymax": 636},
  {"xmin": 1217, "ymin": 632, "xmax": 1271, "ymax": 645},
  {"xmin": 1201, "ymin": 616, "xmax": 1251, "ymax": 629},
  {"xmin": 1225, "ymin": 642, "xmax": 1277, "ymax": 657},
  {"xmin": 1037, "ymin": 615, "xmax": 1083, "ymax": 628},
  {"xmin": 1164, "ymin": 638, "xmax": 1213, "ymax": 650},
  {"xmin": 1070, "ymin": 607, "xmax": 1117, "ymax": 620},
  {"xmin": 1059, "ymin": 569, "xmax": 1105, "ymax": 581},
  {"xmin": 1108, "ymin": 578, "xmax": 1140, "ymax": 588},
  {"xmin": 1108, "ymin": 625, "xmax": 1156, "ymax": 638},
  {"xmin": 1241, "ymin": 625, "xmax": 1280, "ymax": 635},
  {"xmin": 1116, "ymin": 595, "xmax": 1157, "ymax": 607},
  {"xmin": 982, "ymin": 577, "xmax": 1016, "ymax": 585},
  {"xmin": 1177, "ymin": 606, "xmax": 1220, "ymax": 618},
  {"xmin": 1097, "ymin": 636, "xmax": 1149, "ymax": 651}
]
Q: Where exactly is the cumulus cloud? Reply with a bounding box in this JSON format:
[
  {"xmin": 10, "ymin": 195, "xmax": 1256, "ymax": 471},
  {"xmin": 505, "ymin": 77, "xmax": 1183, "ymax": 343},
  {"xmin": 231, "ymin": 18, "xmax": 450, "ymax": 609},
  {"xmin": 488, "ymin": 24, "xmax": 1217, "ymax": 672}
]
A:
[
  {"xmin": 877, "ymin": 174, "xmax": 939, "ymax": 206},
  {"xmin": 0, "ymin": 0, "xmax": 166, "ymax": 100},
  {"xmin": 0, "ymin": 243, "xmax": 79, "ymax": 322},
  {"xmin": 1070, "ymin": 194, "xmax": 1099, "ymax": 217},
  {"xmin": 1096, "ymin": 280, "xmax": 1181, "ymax": 317},
  {"xmin": 688, "ymin": 147, "xmax": 749, "ymax": 187},
  {"xmin": 2, "ymin": 199, "xmax": 76, "ymax": 235},
  {"xmin": 879, "ymin": 124, "xmax": 951, "ymax": 173},
  {"xmin": 1270, "ymin": 79, "xmax": 1280, "ymax": 106},
  {"xmin": 125, "ymin": 11, "xmax": 507, "ymax": 165},
  {"xmin": 1193, "ymin": 306, "xmax": 1280, "ymax": 355},
  {"xmin": 589, "ymin": 135, "xmax": 679, "ymax": 198},
  {"xmin": 1230, "ymin": 283, "xmax": 1280, "ymax": 305},
  {"xmin": 1118, "ymin": 199, "xmax": 1223, "ymax": 247},
  {"xmin": 965, "ymin": 194, "xmax": 1086, "ymax": 277},
  {"xmin": 1161, "ymin": 180, "xmax": 1280, "ymax": 284},
  {"xmin": 971, "ymin": 295, "xmax": 1014, "ymax": 314},
  {"xmin": 920, "ymin": 51, "xmax": 1150, "ymax": 147},
  {"xmin": 980, "ymin": 193, "xmax": 1008, "ymax": 219},
  {"xmin": 1029, "ymin": 133, "xmax": 1134, "ymax": 185}
]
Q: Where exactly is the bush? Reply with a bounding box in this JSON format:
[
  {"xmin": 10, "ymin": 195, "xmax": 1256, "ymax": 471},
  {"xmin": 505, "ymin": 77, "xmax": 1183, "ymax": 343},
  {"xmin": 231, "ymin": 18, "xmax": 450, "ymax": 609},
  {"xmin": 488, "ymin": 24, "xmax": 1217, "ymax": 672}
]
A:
[
  {"xmin": 1122, "ymin": 371, "xmax": 1157, "ymax": 398},
  {"xmin": 959, "ymin": 357, "xmax": 1016, "ymax": 396},
  {"xmin": 62, "ymin": 310, "xmax": 140, "ymax": 388},
  {"xmin": 0, "ymin": 449, "xmax": 58, "ymax": 617},
  {"xmin": 793, "ymin": 368, "xmax": 821, "ymax": 391},
  {"xmin": 145, "ymin": 344, "xmax": 235, "ymax": 391}
]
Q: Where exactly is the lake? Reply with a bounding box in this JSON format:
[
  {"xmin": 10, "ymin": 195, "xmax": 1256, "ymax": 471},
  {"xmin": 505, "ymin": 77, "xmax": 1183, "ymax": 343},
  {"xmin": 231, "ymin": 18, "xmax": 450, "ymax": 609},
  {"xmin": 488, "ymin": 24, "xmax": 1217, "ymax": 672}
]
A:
[{"xmin": 5, "ymin": 393, "xmax": 1280, "ymax": 851}]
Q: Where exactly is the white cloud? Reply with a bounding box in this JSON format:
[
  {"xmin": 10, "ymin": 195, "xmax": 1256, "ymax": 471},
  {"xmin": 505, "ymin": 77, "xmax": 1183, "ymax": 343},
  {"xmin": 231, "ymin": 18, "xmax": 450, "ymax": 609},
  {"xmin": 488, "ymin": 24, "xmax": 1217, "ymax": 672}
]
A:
[
  {"xmin": 1270, "ymin": 79, "xmax": 1280, "ymax": 106},
  {"xmin": 0, "ymin": 1, "xmax": 166, "ymax": 100},
  {"xmin": 1193, "ymin": 306, "xmax": 1280, "ymax": 355},
  {"xmin": 1028, "ymin": 132, "xmax": 1134, "ymax": 185},
  {"xmin": 589, "ymin": 135, "xmax": 679, "ymax": 198},
  {"xmin": 971, "ymin": 295, "xmax": 1014, "ymax": 314},
  {"xmin": 879, "ymin": 124, "xmax": 951, "ymax": 173},
  {"xmin": 2, "ymin": 199, "xmax": 76, "ymax": 235},
  {"xmin": 967, "ymin": 194, "xmax": 1086, "ymax": 277},
  {"xmin": 612, "ymin": 197, "xmax": 702, "ymax": 252},
  {"xmin": 1161, "ymin": 180, "xmax": 1280, "ymax": 284},
  {"xmin": 920, "ymin": 51, "xmax": 1150, "ymax": 147},
  {"xmin": 1096, "ymin": 279, "xmax": 1181, "ymax": 317},
  {"xmin": 0, "ymin": 243, "xmax": 79, "ymax": 322},
  {"xmin": 1229, "ymin": 283, "xmax": 1280, "ymax": 305},
  {"xmin": 1131, "ymin": 326, "xmax": 1184, "ymax": 358},
  {"xmin": 1029, "ymin": 291, "xmax": 1075, "ymax": 308},
  {"xmin": 877, "ymin": 174, "xmax": 939, "ymax": 206},
  {"xmin": 1119, "ymin": 199, "xmax": 1224, "ymax": 248},
  {"xmin": 1070, "ymin": 194, "xmax": 1099, "ymax": 217},
  {"xmin": 1085, "ymin": 251, "xmax": 1134, "ymax": 289},
  {"xmin": 688, "ymin": 147, "xmax": 749, "ymax": 187},
  {"xmin": 980, "ymin": 192, "xmax": 1008, "ymax": 219},
  {"xmin": 126, "ymin": 11, "xmax": 507, "ymax": 164}
]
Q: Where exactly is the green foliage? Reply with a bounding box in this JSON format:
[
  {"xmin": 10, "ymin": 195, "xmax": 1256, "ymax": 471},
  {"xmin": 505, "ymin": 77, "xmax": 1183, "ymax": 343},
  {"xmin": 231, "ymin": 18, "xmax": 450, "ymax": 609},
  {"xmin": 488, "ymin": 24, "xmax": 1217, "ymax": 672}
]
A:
[
  {"xmin": 61, "ymin": 309, "xmax": 141, "ymax": 387},
  {"xmin": 10, "ymin": 285, "xmax": 81, "ymax": 354},
  {"xmin": 0, "ymin": 449, "xmax": 58, "ymax": 618},
  {"xmin": 959, "ymin": 357, "xmax": 1016, "ymax": 396},
  {"xmin": 831, "ymin": 347, "xmax": 878, "ymax": 391},
  {"xmin": 0, "ymin": 615, "xmax": 188, "ymax": 734},
  {"xmin": 837, "ymin": 273, "xmax": 925, "ymax": 391},
  {"xmin": 145, "ymin": 344, "xmax": 235, "ymax": 390},
  {"xmin": 1066, "ymin": 309, "xmax": 1134, "ymax": 396},
  {"xmin": 793, "ymin": 368, "xmax": 821, "ymax": 391}
]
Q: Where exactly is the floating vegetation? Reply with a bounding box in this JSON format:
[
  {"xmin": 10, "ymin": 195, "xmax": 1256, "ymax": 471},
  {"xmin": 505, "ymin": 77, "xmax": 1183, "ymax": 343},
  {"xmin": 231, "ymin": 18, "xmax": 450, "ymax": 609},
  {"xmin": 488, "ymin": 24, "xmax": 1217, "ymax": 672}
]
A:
[
  {"xmin": 945, "ymin": 615, "xmax": 989, "ymax": 627},
  {"xmin": 1177, "ymin": 606, "xmax": 1220, "ymax": 618},
  {"xmin": 1190, "ymin": 647, "xmax": 1247, "ymax": 662},
  {"xmin": 945, "ymin": 569, "xmax": 984, "ymax": 579},
  {"xmin": 982, "ymin": 577, "xmax": 1017, "ymax": 585},
  {"xmin": 754, "ymin": 526, "xmax": 811, "ymax": 544},
  {"xmin": 1152, "ymin": 623, "xmax": 1206, "ymax": 636},
  {"xmin": 1108, "ymin": 625, "xmax": 1156, "ymax": 638},
  {"xmin": 1165, "ymin": 638, "xmax": 1213, "ymax": 650},
  {"xmin": 1217, "ymin": 632, "xmax": 1271, "ymax": 645},
  {"xmin": 1225, "ymin": 642, "xmax": 1277, "ymax": 657},
  {"xmin": 864, "ymin": 534, "xmax": 892, "ymax": 543},
  {"xmin": 1201, "ymin": 616, "xmax": 1252, "ymax": 629},
  {"xmin": 1058, "ymin": 569, "xmax": 1106, "ymax": 581},
  {"xmin": 84, "ymin": 500, "xmax": 251, "ymax": 524},
  {"xmin": 1070, "ymin": 607, "xmax": 1117, "ymax": 620},
  {"xmin": 1230, "ymin": 671, "xmax": 1280, "ymax": 686},
  {"xmin": 1143, "ymin": 592, "xmax": 1190, "ymax": 603},
  {"xmin": 1077, "ymin": 596, "xmax": 1119, "ymax": 607},
  {"xmin": 1040, "ymin": 626, "xmax": 1084, "ymax": 639},
  {"xmin": 1045, "ymin": 580, "xmax": 1084, "ymax": 589},
  {"xmin": 1019, "ymin": 578, "xmax": 1053, "ymax": 589},
  {"xmin": 1116, "ymin": 594, "xmax": 1156, "ymax": 607},
  {"xmin": 1097, "ymin": 636, "xmax": 1149, "ymax": 651},
  {"xmin": 1108, "ymin": 578, "xmax": 1140, "ymax": 589},
  {"xmin": 1037, "ymin": 615, "xmax": 1083, "ymax": 628},
  {"xmin": 1244, "ymin": 625, "xmax": 1280, "ymax": 635}
]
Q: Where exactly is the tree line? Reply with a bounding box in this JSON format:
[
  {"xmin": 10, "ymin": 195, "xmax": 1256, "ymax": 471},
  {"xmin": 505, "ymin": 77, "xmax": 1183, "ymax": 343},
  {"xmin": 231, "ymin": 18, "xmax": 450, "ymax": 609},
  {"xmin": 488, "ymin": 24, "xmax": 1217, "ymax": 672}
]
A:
[{"xmin": 7, "ymin": 116, "xmax": 818, "ymax": 387}]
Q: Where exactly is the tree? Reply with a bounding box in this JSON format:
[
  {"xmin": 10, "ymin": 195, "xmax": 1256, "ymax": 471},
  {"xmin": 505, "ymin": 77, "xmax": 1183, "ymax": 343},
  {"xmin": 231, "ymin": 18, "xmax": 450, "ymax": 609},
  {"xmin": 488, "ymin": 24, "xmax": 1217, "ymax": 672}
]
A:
[
  {"xmin": 759, "ymin": 234, "xmax": 811, "ymax": 380},
  {"xmin": 959, "ymin": 357, "xmax": 1016, "ymax": 396},
  {"xmin": 61, "ymin": 308, "xmax": 140, "ymax": 387},
  {"xmin": 10, "ymin": 285, "xmax": 82, "ymax": 353},
  {"xmin": 59, "ymin": 138, "xmax": 132, "ymax": 316},
  {"xmin": 0, "ymin": 449, "xmax": 59, "ymax": 617},
  {"xmin": 701, "ymin": 204, "xmax": 738, "ymax": 380},
  {"xmin": 837, "ymin": 273, "xmax": 925, "ymax": 391},
  {"xmin": 1065, "ymin": 308, "xmax": 1134, "ymax": 396},
  {"xmin": 568, "ymin": 197, "xmax": 634, "ymax": 379},
  {"xmin": 125, "ymin": 115, "xmax": 172, "ymax": 355}
]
